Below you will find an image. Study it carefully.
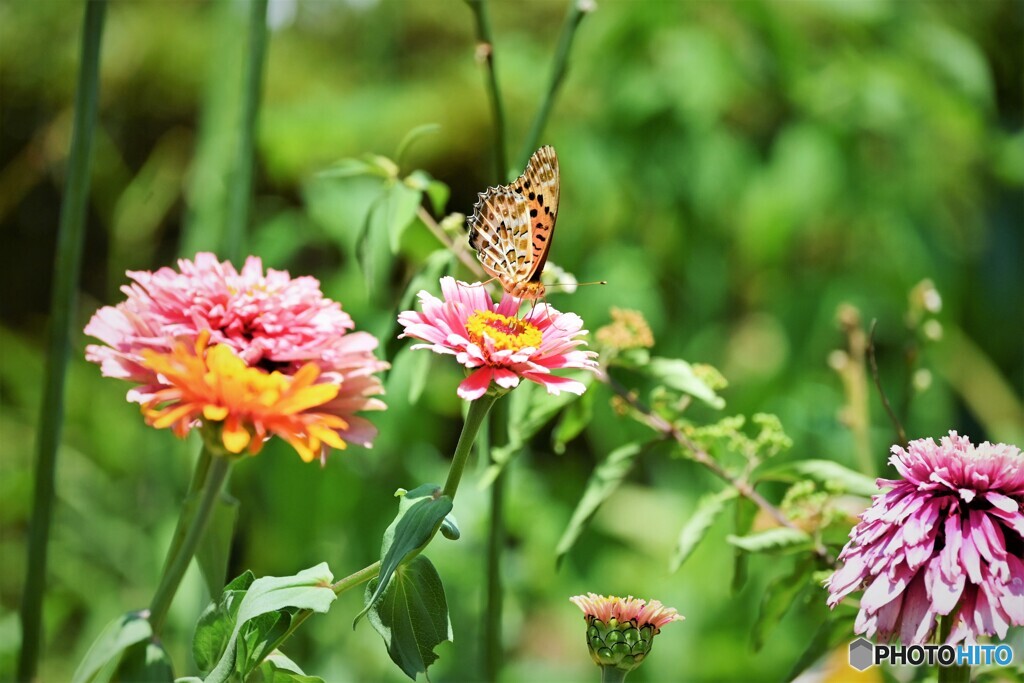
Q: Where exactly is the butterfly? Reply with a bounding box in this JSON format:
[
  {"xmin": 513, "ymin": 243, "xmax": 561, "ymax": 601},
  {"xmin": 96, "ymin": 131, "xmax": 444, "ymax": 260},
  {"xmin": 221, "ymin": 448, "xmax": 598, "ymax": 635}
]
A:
[{"xmin": 467, "ymin": 145, "xmax": 560, "ymax": 301}]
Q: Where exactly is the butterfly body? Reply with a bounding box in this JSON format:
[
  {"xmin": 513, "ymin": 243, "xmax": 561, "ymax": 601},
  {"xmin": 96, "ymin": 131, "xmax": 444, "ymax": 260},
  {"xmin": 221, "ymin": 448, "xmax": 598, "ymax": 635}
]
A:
[{"xmin": 468, "ymin": 146, "xmax": 560, "ymax": 302}]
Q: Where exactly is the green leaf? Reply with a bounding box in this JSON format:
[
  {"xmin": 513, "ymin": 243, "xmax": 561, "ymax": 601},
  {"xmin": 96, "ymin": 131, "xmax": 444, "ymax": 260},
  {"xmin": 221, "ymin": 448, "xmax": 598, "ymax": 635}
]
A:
[
  {"xmin": 72, "ymin": 611, "xmax": 152, "ymax": 683},
  {"xmin": 404, "ymin": 169, "xmax": 450, "ymax": 216},
  {"xmin": 552, "ymin": 389, "xmax": 593, "ymax": 454},
  {"xmin": 195, "ymin": 492, "xmax": 239, "ymax": 598},
  {"xmin": 554, "ymin": 442, "xmax": 650, "ymax": 567},
  {"xmin": 398, "ymin": 249, "xmax": 454, "ymax": 313},
  {"xmin": 785, "ymin": 609, "xmax": 857, "ymax": 682},
  {"xmin": 384, "ymin": 181, "xmax": 424, "ymax": 253},
  {"xmin": 731, "ymin": 497, "xmax": 756, "ymax": 593},
  {"xmin": 354, "ymin": 485, "xmax": 453, "ymax": 627},
  {"xmin": 394, "ymin": 123, "xmax": 441, "ymax": 167},
  {"xmin": 669, "ymin": 489, "xmax": 738, "ymax": 572},
  {"xmin": 316, "ymin": 157, "xmax": 376, "ymax": 179},
  {"xmin": 356, "ymin": 191, "xmax": 392, "ymax": 301},
  {"xmin": 365, "ymin": 555, "xmax": 452, "ymax": 681},
  {"xmin": 644, "ymin": 357, "xmax": 725, "ymax": 409},
  {"xmin": 114, "ymin": 639, "xmax": 174, "ymax": 682},
  {"xmin": 759, "ymin": 460, "xmax": 880, "ymax": 497},
  {"xmin": 752, "ymin": 558, "xmax": 814, "ymax": 651},
  {"xmin": 193, "ymin": 570, "xmax": 255, "ymax": 674},
  {"xmin": 727, "ymin": 527, "xmax": 814, "ymax": 554},
  {"xmin": 201, "ymin": 564, "xmax": 336, "ymax": 683},
  {"xmin": 250, "ymin": 651, "xmax": 324, "ymax": 683}
]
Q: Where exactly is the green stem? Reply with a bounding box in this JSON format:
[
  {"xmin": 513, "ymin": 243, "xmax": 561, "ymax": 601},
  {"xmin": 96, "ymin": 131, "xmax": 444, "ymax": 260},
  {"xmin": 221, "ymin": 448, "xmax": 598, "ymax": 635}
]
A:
[
  {"xmin": 483, "ymin": 401, "xmax": 505, "ymax": 679},
  {"xmin": 517, "ymin": 0, "xmax": 592, "ymax": 169},
  {"xmin": 465, "ymin": 0, "xmax": 508, "ymax": 181},
  {"xmin": 148, "ymin": 453, "xmax": 232, "ymax": 635},
  {"xmin": 18, "ymin": 2, "xmax": 107, "ymax": 680},
  {"xmin": 600, "ymin": 666, "xmax": 629, "ymax": 683},
  {"xmin": 223, "ymin": 0, "xmax": 269, "ymax": 261},
  {"xmin": 937, "ymin": 616, "xmax": 970, "ymax": 683},
  {"xmin": 153, "ymin": 447, "xmax": 214, "ymax": 588},
  {"xmin": 443, "ymin": 393, "xmax": 500, "ymax": 499}
]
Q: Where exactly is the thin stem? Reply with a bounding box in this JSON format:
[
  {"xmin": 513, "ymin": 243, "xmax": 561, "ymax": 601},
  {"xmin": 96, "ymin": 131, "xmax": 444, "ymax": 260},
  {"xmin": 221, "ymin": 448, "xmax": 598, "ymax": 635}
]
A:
[
  {"xmin": 154, "ymin": 447, "xmax": 214, "ymax": 588},
  {"xmin": 223, "ymin": 0, "xmax": 269, "ymax": 261},
  {"xmin": 18, "ymin": 2, "xmax": 107, "ymax": 679},
  {"xmin": 465, "ymin": 0, "xmax": 508, "ymax": 181},
  {"xmin": 836, "ymin": 307, "xmax": 875, "ymax": 476},
  {"xmin": 518, "ymin": 0, "xmax": 593, "ymax": 169},
  {"xmin": 482, "ymin": 404, "xmax": 504, "ymax": 680},
  {"xmin": 602, "ymin": 373, "xmax": 826, "ymax": 558},
  {"xmin": 418, "ymin": 207, "xmax": 484, "ymax": 277},
  {"xmin": 937, "ymin": 615, "xmax": 970, "ymax": 683},
  {"xmin": 867, "ymin": 320, "xmax": 908, "ymax": 447},
  {"xmin": 444, "ymin": 393, "xmax": 500, "ymax": 499},
  {"xmin": 148, "ymin": 453, "xmax": 232, "ymax": 635}
]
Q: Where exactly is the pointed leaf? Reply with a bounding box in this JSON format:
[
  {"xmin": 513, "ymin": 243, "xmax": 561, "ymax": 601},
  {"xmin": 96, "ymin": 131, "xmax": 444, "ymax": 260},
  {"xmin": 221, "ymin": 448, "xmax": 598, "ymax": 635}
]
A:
[
  {"xmin": 785, "ymin": 609, "xmax": 858, "ymax": 682},
  {"xmin": 555, "ymin": 442, "xmax": 652, "ymax": 567},
  {"xmin": 552, "ymin": 389, "xmax": 594, "ymax": 454},
  {"xmin": 114, "ymin": 639, "xmax": 174, "ymax": 682},
  {"xmin": 643, "ymin": 357, "xmax": 725, "ymax": 408},
  {"xmin": 752, "ymin": 558, "xmax": 814, "ymax": 651},
  {"xmin": 193, "ymin": 571, "xmax": 256, "ymax": 673},
  {"xmin": 385, "ymin": 181, "xmax": 424, "ymax": 252},
  {"xmin": 759, "ymin": 459, "xmax": 880, "ymax": 497},
  {"xmin": 394, "ymin": 123, "xmax": 441, "ymax": 166},
  {"xmin": 727, "ymin": 527, "xmax": 814, "ymax": 554},
  {"xmin": 669, "ymin": 489, "xmax": 738, "ymax": 572},
  {"xmin": 251, "ymin": 650, "xmax": 324, "ymax": 683},
  {"xmin": 355, "ymin": 485, "xmax": 452, "ymax": 627},
  {"xmin": 72, "ymin": 611, "xmax": 152, "ymax": 683},
  {"xmin": 365, "ymin": 555, "xmax": 452, "ymax": 680}
]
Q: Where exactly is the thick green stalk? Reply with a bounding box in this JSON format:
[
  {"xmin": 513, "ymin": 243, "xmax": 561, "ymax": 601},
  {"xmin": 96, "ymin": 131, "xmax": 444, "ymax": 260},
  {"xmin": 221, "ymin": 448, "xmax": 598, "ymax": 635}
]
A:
[
  {"xmin": 600, "ymin": 666, "xmax": 629, "ymax": 683},
  {"xmin": 465, "ymin": 0, "xmax": 509, "ymax": 181},
  {"xmin": 148, "ymin": 453, "xmax": 232, "ymax": 635},
  {"xmin": 443, "ymin": 394, "xmax": 500, "ymax": 499},
  {"xmin": 223, "ymin": 0, "xmax": 269, "ymax": 261},
  {"xmin": 937, "ymin": 616, "xmax": 970, "ymax": 683},
  {"xmin": 18, "ymin": 2, "xmax": 107, "ymax": 679},
  {"xmin": 518, "ymin": 0, "xmax": 592, "ymax": 169}
]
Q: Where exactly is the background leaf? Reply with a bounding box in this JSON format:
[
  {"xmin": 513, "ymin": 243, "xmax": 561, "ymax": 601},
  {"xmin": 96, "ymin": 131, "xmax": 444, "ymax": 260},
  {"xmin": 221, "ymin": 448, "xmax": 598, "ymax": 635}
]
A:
[{"xmin": 669, "ymin": 489, "xmax": 737, "ymax": 572}]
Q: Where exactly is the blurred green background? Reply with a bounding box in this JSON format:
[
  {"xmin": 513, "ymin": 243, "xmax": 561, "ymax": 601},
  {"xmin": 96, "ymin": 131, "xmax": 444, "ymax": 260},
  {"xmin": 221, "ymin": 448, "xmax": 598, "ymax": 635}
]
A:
[{"xmin": 2, "ymin": 0, "xmax": 1022, "ymax": 681}]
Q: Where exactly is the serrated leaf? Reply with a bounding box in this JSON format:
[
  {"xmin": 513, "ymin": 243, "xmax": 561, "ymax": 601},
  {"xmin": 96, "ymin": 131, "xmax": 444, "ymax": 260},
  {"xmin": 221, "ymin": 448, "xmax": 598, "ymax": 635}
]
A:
[
  {"xmin": 732, "ymin": 497, "xmax": 756, "ymax": 593},
  {"xmin": 365, "ymin": 555, "xmax": 452, "ymax": 681},
  {"xmin": 202, "ymin": 564, "xmax": 336, "ymax": 683},
  {"xmin": 669, "ymin": 489, "xmax": 738, "ymax": 572},
  {"xmin": 759, "ymin": 460, "xmax": 880, "ymax": 498},
  {"xmin": 752, "ymin": 558, "xmax": 814, "ymax": 651},
  {"xmin": 355, "ymin": 485, "xmax": 452, "ymax": 627},
  {"xmin": 727, "ymin": 527, "xmax": 813, "ymax": 554},
  {"xmin": 72, "ymin": 612, "xmax": 152, "ymax": 683},
  {"xmin": 785, "ymin": 610, "xmax": 857, "ymax": 682},
  {"xmin": 644, "ymin": 357, "xmax": 725, "ymax": 409},
  {"xmin": 555, "ymin": 442, "xmax": 651, "ymax": 567},
  {"xmin": 195, "ymin": 492, "xmax": 239, "ymax": 598}
]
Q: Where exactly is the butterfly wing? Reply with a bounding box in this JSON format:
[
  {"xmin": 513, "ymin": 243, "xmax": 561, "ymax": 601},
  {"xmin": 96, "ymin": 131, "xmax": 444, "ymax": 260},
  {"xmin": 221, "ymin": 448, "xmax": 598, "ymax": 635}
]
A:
[
  {"xmin": 509, "ymin": 146, "xmax": 559, "ymax": 282},
  {"xmin": 467, "ymin": 146, "xmax": 560, "ymax": 292}
]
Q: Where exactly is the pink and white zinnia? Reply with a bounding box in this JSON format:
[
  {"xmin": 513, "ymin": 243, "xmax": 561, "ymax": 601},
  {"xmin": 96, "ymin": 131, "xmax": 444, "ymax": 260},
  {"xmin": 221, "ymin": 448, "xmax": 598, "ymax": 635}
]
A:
[
  {"xmin": 826, "ymin": 432, "xmax": 1024, "ymax": 644},
  {"xmin": 85, "ymin": 253, "xmax": 387, "ymax": 448},
  {"xmin": 397, "ymin": 277, "xmax": 598, "ymax": 400}
]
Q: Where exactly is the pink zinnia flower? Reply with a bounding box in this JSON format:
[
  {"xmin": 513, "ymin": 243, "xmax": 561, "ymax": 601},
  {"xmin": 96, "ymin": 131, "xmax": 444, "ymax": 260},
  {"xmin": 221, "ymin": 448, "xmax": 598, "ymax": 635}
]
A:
[
  {"xmin": 85, "ymin": 253, "xmax": 387, "ymax": 450},
  {"xmin": 570, "ymin": 593, "xmax": 683, "ymax": 675},
  {"xmin": 826, "ymin": 432, "xmax": 1024, "ymax": 644},
  {"xmin": 396, "ymin": 277, "xmax": 598, "ymax": 400}
]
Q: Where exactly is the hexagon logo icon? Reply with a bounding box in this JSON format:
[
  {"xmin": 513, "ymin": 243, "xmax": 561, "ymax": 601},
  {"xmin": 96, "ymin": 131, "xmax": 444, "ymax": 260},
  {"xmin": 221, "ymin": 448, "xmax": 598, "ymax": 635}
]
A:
[{"xmin": 849, "ymin": 638, "xmax": 874, "ymax": 671}]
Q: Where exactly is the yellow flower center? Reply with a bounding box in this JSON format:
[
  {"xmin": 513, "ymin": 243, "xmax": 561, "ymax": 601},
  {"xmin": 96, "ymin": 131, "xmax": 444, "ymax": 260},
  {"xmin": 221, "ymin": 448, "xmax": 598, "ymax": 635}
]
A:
[{"xmin": 466, "ymin": 310, "xmax": 542, "ymax": 352}]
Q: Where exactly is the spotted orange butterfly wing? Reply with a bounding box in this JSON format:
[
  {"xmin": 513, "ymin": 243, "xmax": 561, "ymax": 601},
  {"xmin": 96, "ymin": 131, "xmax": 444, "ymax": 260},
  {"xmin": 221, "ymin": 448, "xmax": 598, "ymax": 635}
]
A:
[{"xmin": 467, "ymin": 146, "xmax": 559, "ymax": 300}]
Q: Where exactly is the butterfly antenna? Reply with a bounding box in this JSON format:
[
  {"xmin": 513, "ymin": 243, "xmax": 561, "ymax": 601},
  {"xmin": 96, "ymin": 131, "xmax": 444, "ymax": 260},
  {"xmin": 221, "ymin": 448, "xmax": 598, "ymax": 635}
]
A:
[{"xmin": 545, "ymin": 280, "xmax": 608, "ymax": 290}]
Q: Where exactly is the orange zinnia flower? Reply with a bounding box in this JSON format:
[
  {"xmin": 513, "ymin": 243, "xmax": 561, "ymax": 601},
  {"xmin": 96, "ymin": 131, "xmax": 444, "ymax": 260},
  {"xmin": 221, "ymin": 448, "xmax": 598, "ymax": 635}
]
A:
[{"xmin": 139, "ymin": 332, "xmax": 349, "ymax": 462}]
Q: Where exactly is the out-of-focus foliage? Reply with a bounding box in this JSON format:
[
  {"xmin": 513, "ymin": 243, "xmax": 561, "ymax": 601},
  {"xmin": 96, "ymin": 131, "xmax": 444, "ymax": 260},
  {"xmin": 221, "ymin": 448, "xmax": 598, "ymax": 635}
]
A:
[{"xmin": 1, "ymin": 0, "xmax": 1021, "ymax": 681}]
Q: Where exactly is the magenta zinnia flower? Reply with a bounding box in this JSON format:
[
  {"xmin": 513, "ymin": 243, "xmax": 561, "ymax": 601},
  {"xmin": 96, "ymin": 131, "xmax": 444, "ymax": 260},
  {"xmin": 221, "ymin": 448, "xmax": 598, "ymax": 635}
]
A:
[
  {"xmin": 85, "ymin": 253, "xmax": 387, "ymax": 450},
  {"xmin": 570, "ymin": 593, "xmax": 683, "ymax": 675},
  {"xmin": 397, "ymin": 277, "xmax": 598, "ymax": 400},
  {"xmin": 826, "ymin": 432, "xmax": 1024, "ymax": 644}
]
